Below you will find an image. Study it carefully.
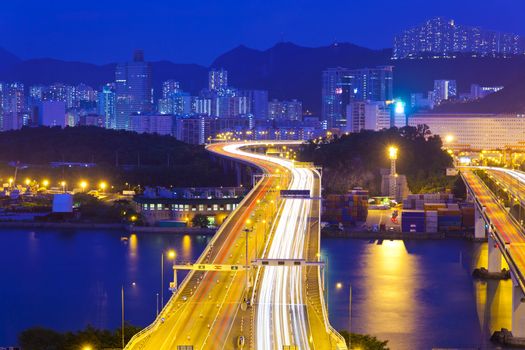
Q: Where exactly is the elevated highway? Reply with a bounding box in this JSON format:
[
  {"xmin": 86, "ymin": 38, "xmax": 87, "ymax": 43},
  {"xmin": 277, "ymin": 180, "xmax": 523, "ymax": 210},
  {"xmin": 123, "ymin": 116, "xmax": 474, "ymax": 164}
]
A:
[
  {"xmin": 125, "ymin": 141, "xmax": 346, "ymax": 350},
  {"xmin": 460, "ymin": 168, "xmax": 525, "ymax": 337}
]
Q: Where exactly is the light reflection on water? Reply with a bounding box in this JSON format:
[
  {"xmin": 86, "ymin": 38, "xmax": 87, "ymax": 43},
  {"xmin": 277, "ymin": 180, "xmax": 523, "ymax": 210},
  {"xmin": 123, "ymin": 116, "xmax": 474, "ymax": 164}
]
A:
[
  {"xmin": 0, "ymin": 229, "xmax": 515, "ymax": 349},
  {"xmin": 323, "ymin": 238, "xmax": 513, "ymax": 350}
]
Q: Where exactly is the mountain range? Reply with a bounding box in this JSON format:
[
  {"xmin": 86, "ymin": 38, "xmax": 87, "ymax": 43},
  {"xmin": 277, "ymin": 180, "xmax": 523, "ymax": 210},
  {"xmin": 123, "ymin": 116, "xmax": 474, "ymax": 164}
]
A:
[{"xmin": 0, "ymin": 42, "xmax": 524, "ymax": 114}]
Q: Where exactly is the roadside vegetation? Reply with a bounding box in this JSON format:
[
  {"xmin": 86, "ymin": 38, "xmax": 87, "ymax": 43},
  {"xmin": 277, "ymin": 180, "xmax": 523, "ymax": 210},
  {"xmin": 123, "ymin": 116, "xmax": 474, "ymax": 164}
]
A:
[
  {"xmin": 339, "ymin": 330, "xmax": 390, "ymax": 350},
  {"xmin": 18, "ymin": 325, "xmax": 142, "ymax": 350},
  {"xmin": 0, "ymin": 126, "xmax": 235, "ymax": 189}
]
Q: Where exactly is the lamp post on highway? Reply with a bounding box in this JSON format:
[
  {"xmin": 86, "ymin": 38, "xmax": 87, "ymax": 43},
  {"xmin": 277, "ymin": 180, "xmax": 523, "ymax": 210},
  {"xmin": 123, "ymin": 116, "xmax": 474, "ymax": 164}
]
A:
[
  {"xmin": 120, "ymin": 282, "xmax": 136, "ymax": 349},
  {"xmin": 244, "ymin": 219, "xmax": 253, "ymax": 294},
  {"xmin": 161, "ymin": 249, "xmax": 176, "ymax": 308},
  {"xmin": 121, "ymin": 285, "xmax": 125, "ymax": 349},
  {"xmin": 336, "ymin": 282, "xmax": 352, "ymax": 349}
]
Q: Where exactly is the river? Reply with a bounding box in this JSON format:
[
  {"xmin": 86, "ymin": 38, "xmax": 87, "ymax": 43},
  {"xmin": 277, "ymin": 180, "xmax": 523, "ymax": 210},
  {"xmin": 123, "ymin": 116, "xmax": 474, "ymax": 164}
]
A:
[{"xmin": 0, "ymin": 229, "xmax": 512, "ymax": 349}]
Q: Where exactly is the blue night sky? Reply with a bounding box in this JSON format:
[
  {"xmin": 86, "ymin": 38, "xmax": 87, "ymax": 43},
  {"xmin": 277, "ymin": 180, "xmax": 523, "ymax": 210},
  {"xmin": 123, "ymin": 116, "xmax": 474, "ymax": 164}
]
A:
[{"xmin": 1, "ymin": 0, "xmax": 524, "ymax": 65}]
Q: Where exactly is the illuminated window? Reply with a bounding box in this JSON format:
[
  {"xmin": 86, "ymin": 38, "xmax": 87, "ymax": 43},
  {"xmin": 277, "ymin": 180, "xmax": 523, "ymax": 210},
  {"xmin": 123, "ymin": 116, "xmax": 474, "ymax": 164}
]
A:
[{"xmin": 213, "ymin": 204, "xmax": 218, "ymax": 211}]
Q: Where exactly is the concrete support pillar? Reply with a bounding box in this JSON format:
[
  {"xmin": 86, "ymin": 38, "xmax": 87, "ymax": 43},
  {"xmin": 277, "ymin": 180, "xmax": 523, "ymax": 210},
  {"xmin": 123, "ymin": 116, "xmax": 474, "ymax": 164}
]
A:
[
  {"xmin": 475, "ymin": 205, "xmax": 487, "ymax": 240},
  {"xmin": 488, "ymin": 233, "xmax": 502, "ymax": 273},
  {"xmin": 512, "ymin": 275, "xmax": 525, "ymax": 338}
]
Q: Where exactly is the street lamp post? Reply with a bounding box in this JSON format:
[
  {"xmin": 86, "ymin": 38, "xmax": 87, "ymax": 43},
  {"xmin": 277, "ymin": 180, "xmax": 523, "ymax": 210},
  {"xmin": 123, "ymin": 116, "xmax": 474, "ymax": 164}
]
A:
[
  {"xmin": 121, "ymin": 285, "xmax": 125, "ymax": 349},
  {"xmin": 348, "ymin": 284, "xmax": 352, "ymax": 349},
  {"xmin": 388, "ymin": 146, "xmax": 398, "ymax": 201},
  {"xmin": 161, "ymin": 249, "xmax": 176, "ymax": 308},
  {"xmin": 336, "ymin": 282, "xmax": 352, "ymax": 349},
  {"xmin": 244, "ymin": 220, "xmax": 253, "ymax": 294}
]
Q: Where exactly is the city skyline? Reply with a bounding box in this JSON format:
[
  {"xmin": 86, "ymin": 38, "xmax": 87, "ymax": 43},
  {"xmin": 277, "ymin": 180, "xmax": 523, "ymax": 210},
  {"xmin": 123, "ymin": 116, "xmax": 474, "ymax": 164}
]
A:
[{"xmin": 1, "ymin": 1, "xmax": 524, "ymax": 65}]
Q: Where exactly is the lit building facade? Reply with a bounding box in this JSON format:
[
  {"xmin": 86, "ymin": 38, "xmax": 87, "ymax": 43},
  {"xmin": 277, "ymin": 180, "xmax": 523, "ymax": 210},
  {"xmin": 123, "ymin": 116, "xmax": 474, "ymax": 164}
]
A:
[
  {"xmin": 268, "ymin": 99, "xmax": 303, "ymax": 121},
  {"xmin": 393, "ymin": 17, "xmax": 525, "ymax": 59},
  {"xmin": 115, "ymin": 50, "xmax": 153, "ymax": 130},
  {"xmin": 209, "ymin": 69, "xmax": 228, "ymax": 93},
  {"xmin": 0, "ymin": 82, "xmax": 25, "ymax": 130},
  {"xmin": 129, "ymin": 114, "xmax": 174, "ymax": 136},
  {"xmin": 98, "ymin": 85, "xmax": 116, "ymax": 129},
  {"xmin": 322, "ymin": 66, "xmax": 394, "ymax": 129},
  {"xmin": 408, "ymin": 113, "xmax": 525, "ymax": 150},
  {"xmin": 432, "ymin": 80, "xmax": 457, "ymax": 107}
]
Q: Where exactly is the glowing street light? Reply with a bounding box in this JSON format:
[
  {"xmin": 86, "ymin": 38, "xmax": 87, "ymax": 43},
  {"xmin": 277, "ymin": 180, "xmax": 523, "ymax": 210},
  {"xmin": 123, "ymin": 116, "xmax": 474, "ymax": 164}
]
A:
[
  {"xmin": 42, "ymin": 179, "xmax": 50, "ymax": 187},
  {"xmin": 80, "ymin": 180, "xmax": 88, "ymax": 192},
  {"xmin": 388, "ymin": 146, "xmax": 398, "ymax": 160},
  {"xmin": 444, "ymin": 134, "xmax": 454, "ymax": 144},
  {"xmin": 388, "ymin": 146, "xmax": 398, "ymax": 201},
  {"xmin": 82, "ymin": 346, "xmax": 93, "ymax": 350},
  {"xmin": 60, "ymin": 181, "xmax": 66, "ymax": 192},
  {"xmin": 161, "ymin": 249, "xmax": 177, "ymax": 309},
  {"xmin": 24, "ymin": 178, "xmax": 31, "ymax": 186},
  {"xmin": 99, "ymin": 181, "xmax": 107, "ymax": 192}
]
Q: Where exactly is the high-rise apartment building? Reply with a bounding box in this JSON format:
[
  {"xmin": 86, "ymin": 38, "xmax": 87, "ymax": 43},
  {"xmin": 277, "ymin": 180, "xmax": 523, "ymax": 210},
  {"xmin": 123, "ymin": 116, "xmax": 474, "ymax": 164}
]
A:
[
  {"xmin": 364, "ymin": 101, "xmax": 392, "ymax": 131},
  {"xmin": 432, "ymin": 80, "xmax": 457, "ymax": 107},
  {"xmin": 322, "ymin": 66, "xmax": 394, "ymax": 128},
  {"xmin": 238, "ymin": 90, "xmax": 269, "ymax": 120},
  {"xmin": 1, "ymin": 82, "xmax": 25, "ymax": 130},
  {"xmin": 115, "ymin": 50, "xmax": 153, "ymax": 130},
  {"xmin": 158, "ymin": 91, "xmax": 192, "ymax": 115},
  {"xmin": 321, "ymin": 67, "xmax": 350, "ymax": 129},
  {"xmin": 268, "ymin": 99, "xmax": 303, "ymax": 121},
  {"xmin": 209, "ymin": 69, "xmax": 228, "ymax": 93},
  {"xmin": 98, "ymin": 85, "xmax": 116, "ymax": 129},
  {"xmin": 347, "ymin": 66, "xmax": 394, "ymax": 102},
  {"xmin": 162, "ymin": 80, "xmax": 181, "ymax": 98},
  {"xmin": 393, "ymin": 17, "xmax": 525, "ymax": 59}
]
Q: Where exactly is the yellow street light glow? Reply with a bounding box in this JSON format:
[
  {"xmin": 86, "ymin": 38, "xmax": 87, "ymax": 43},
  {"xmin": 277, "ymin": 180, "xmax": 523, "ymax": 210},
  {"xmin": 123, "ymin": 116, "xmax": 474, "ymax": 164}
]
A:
[
  {"xmin": 388, "ymin": 146, "xmax": 398, "ymax": 160},
  {"xmin": 167, "ymin": 250, "xmax": 176, "ymax": 259},
  {"xmin": 42, "ymin": 179, "xmax": 50, "ymax": 187},
  {"xmin": 99, "ymin": 181, "xmax": 107, "ymax": 190},
  {"xmin": 336, "ymin": 282, "xmax": 343, "ymax": 289},
  {"xmin": 82, "ymin": 346, "xmax": 93, "ymax": 350},
  {"xmin": 24, "ymin": 178, "xmax": 31, "ymax": 186},
  {"xmin": 130, "ymin": 215, "xmax": 137, "ymax": 222},
  {"xmin": 60, "ymin": 181, "xmax": 66, "ymax": 187},
  {"xmin": 8, "ymin": 177, "xmax": 13, "ymax": 184},
  {"xmin": 444, "ymin": 134, "xmax": 454, "ymax": 143},
  {"xmin": 80, "ymin": 181, "xmax": 88, "ymax": 190}
]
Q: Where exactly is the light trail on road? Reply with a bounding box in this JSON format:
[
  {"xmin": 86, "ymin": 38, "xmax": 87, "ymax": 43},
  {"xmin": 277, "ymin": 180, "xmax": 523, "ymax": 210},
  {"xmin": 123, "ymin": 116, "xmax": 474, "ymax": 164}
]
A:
[{"xmin": 223, "ymin": 143, "xmax": 314, "ymax": 349}]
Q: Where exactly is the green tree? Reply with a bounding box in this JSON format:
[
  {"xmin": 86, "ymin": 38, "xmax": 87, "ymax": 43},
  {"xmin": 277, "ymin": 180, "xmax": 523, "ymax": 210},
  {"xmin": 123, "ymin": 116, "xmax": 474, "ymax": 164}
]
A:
[
  {"xmin": 338, "ymin": 330, "xmax": 390, "ymax": 350},
  {"xmin": 192, "ymin": 213, "xmax": 209, "ymax": 228},
  {"xmin": 19, "ymin": 327, "xmax": 64, "ymax": 350},
  {"xmin": 19, "ymin": 324, "xmax": 142, "ymax": 350},
  {"xmin": 299, "ymin": 126, "xmax": 453, "ymax": 195}
]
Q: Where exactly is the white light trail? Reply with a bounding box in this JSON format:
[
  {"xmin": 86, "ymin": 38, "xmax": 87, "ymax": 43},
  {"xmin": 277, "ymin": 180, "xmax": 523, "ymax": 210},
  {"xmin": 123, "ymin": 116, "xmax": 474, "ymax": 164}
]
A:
[{"xmin": 221, "ymin": 142, "xmax": 313, "ymax": 350}]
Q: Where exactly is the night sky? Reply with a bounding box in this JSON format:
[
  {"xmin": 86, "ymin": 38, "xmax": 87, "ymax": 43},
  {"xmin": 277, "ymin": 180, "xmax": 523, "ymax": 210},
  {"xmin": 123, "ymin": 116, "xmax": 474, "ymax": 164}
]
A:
[{"xmin": 2, "ymin": 0, "xmax": 524, "ymax": 65}]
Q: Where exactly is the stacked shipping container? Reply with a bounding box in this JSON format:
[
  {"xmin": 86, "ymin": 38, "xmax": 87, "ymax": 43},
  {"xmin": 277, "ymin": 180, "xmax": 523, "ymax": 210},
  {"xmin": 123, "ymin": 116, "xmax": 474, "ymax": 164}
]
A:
[{"xmin": 322, "ymin": 189, "xmax": 369, "ymax": 225}]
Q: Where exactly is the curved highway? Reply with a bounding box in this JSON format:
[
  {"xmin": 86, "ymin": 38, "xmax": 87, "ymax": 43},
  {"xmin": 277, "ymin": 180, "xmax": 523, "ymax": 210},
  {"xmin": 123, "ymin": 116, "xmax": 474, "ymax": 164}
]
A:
[{"xmin": 125, "ymin": 141, "xmax": 346, "ymax": 350}]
